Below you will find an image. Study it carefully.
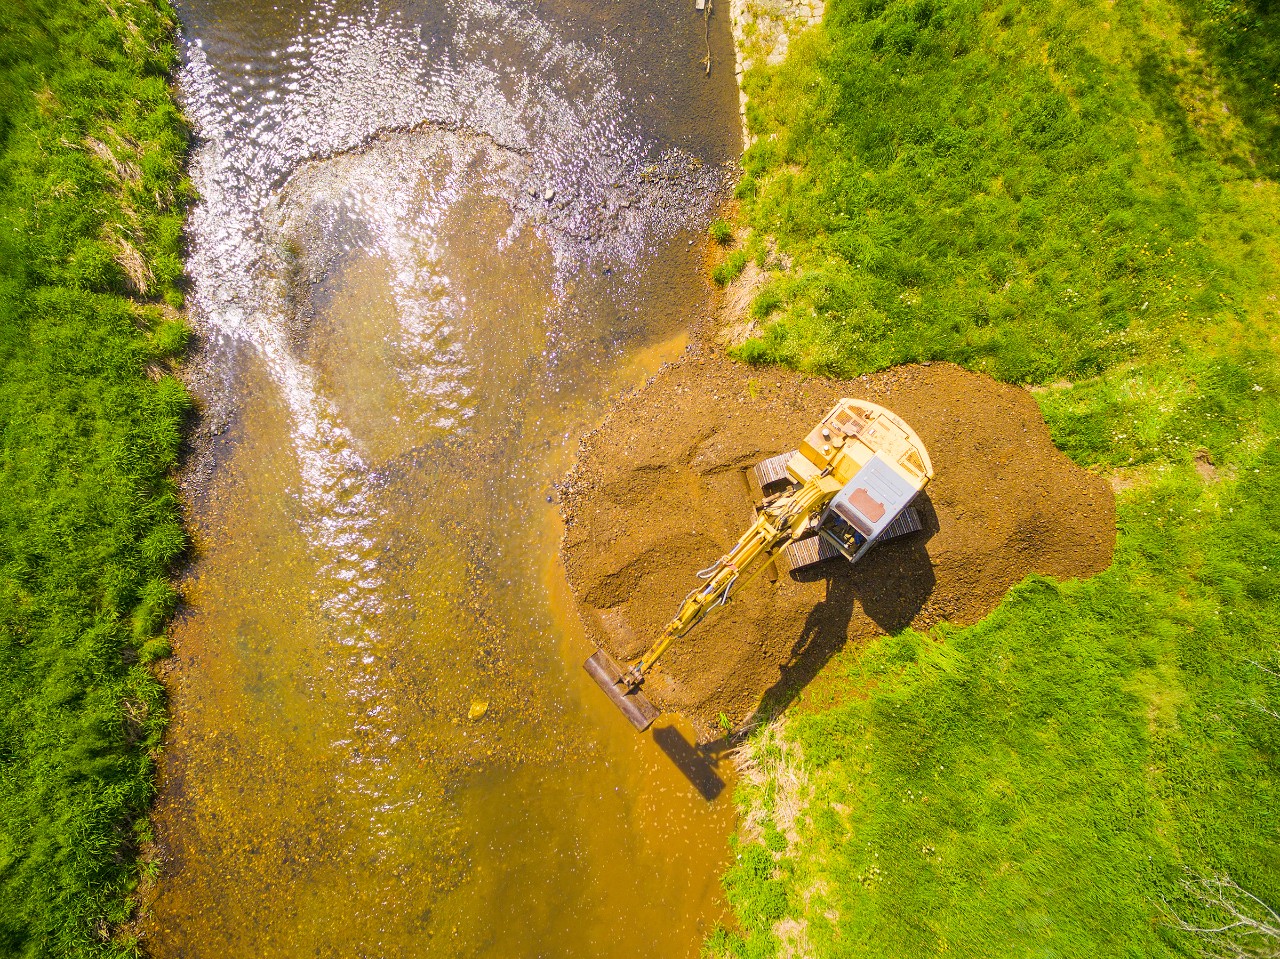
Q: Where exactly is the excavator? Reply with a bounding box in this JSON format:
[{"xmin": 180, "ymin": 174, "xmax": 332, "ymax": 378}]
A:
[{"xmin": 584, "ymin": 397, "xmax": 934, "ymax": 731}]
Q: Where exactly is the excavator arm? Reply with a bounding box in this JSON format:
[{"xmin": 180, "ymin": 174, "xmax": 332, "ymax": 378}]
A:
[
  {"xmin": 621, "ymin": 472, "xmax": 837, "ymax": 686},
  {"xmin": 583, "ymin": 471, "xmax": 841, "ymax": 730}
]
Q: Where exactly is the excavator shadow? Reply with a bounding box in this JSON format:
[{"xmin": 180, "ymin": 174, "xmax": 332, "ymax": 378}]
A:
[
  {"xmin": 652, "ymin": 724, "xmax": 727, "ymax": 801},
  {"xmin": 750, "ymin": 492, "xmax": 940, "ymax": 725}
]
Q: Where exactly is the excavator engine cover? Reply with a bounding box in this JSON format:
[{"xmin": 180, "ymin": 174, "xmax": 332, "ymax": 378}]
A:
[{"xmin": 584, "ymin": 650, "xmax": 660, "ymax": 731}]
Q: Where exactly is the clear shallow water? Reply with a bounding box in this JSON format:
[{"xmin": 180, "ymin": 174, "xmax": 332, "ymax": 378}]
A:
[{"xmin": 145, "ymin": 0, "xmax": 742, "ymax": 955}]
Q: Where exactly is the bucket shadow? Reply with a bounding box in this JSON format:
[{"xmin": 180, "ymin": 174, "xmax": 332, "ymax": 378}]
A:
[
  {"xmin": 747, "ymin": 493, "xmax": 940, "ymax": 726},
  {"xmin": 652, "ymin": 724, "xmax": 727, "ymax": 801}
]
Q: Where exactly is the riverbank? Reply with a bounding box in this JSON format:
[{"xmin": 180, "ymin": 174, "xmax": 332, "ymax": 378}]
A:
[
  {"xmin": 702, "ymin": 0, "xmax": 1280, "ymax": 955},
  {"xmin": 0, "ymin": 0, "xmax": 189, "ymax": 954}
]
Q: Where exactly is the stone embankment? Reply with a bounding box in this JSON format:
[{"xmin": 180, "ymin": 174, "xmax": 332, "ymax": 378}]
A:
[{"xmin": 727, "ymin": 0, "xmax": 825, "ymax": 146}]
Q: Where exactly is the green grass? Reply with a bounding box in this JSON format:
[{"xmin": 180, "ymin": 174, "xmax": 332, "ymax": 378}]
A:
[
  {"xmin": 0, "ymin": 0, "xmax": 190, "ymax": 955},
  {"xmin": 724, "ymin": 0, "xmax": 1279, "ymax": 384},
  {"xmin": 714, "ymin": 249, "xmax": 751, "ymax": 286},
  {"xmin": 711, "ymin": 0, "xmax": 1280, "ymax": 955}
]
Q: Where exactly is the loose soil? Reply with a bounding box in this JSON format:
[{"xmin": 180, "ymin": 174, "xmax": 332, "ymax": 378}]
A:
[{"xmin": 559, "ymin": 354, "xmax": 1116, "ymax": 741}]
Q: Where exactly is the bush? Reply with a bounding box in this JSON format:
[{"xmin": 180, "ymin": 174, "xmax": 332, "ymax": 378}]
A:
[
  {"xmin": 709, "ymin": 219, "xmax": 735, "ymax": 245},
  {"xmin": 713, "ymin": 249, "xmax": 750, "ymax": 286}
]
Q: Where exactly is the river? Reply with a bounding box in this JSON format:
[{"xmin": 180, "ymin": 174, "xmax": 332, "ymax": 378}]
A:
[{"xmin": 144, "ymin": 0, "xmax": 742, "ymax": 955}]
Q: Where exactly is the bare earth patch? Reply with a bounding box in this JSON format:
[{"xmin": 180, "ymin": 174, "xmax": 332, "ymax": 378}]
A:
[{"xmin": 559, "ymin": 352, "xmax": 1116, "ymax": 741}]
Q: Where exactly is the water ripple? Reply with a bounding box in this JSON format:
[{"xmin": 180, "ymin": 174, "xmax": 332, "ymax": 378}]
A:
[{"xmin": 179, "ymin": 0, "xmax": 727, "ymax": 807}]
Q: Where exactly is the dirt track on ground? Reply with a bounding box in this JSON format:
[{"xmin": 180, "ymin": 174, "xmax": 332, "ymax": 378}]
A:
[{"xmin": 559, "ymin": 354, "xmax": 1115, "ymax": 741}]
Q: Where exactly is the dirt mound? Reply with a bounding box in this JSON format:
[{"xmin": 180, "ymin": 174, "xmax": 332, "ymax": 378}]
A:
[{"xmin": 559, "ymin": 354, "xmax": 1115, "ymax": 741}]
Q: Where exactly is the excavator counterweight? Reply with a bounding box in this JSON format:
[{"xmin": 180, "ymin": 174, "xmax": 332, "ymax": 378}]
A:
[{"xmin": 584, "ymin": 398, "xmax": 934, "ymax": 732}]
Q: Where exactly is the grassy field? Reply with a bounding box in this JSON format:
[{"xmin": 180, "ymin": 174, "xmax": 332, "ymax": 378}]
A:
[
  {"xmin": 0, "ymin": 0, "xmax": 189, "ymax": 955},
  {"xmin": 710, "ymin": 0, "xmax": 1280, "ymax": 955}
]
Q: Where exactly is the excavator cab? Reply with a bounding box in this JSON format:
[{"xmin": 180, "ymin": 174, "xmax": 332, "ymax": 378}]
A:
[
  {"xmin": 819, "ymin": 452, "xmax": 923, "ymax": 562},
  {"xmin": 775, "ymin": 400, "xmax": 932, "ymax": 573}
]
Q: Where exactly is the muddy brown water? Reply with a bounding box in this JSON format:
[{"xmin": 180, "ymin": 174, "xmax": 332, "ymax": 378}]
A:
[{"xmin": 146, "ymin": 1, "xmax": 741, "ymax": 956}]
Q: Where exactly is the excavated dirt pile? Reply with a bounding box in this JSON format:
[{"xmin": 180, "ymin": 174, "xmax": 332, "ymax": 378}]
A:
[{"xmin": 559, "ymin": 354, "xmax": 1116, "ymax": 741}]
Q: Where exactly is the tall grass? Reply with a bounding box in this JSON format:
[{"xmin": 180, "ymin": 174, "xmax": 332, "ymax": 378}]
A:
[
  {"xmin": 711, "ymin": 0, "xmax": 1280, "ymax": 955},
  {"xmin": 727, "ymin": 0, "xmax": 1278, "ymax": 385},
  {"xmin": 0, "ymin": 0, "xmax": 189, "ymax": 954}
]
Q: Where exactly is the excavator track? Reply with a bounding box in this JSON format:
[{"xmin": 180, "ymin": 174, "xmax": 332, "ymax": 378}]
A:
[{"xmin": 777, "ymin": 505, "xmax": 924, "ymax": 574}]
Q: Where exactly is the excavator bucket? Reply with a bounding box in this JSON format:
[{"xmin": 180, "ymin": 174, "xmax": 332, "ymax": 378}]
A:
[{"xmin": 584, "ymin": 650, "xmax": 660, "ymax": 732}]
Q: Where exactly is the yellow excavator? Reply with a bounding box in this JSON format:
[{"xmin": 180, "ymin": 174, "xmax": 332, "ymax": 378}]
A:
[{"xmin": 584, "ymin": 398, "xmax": 934, "ymax": 731}]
